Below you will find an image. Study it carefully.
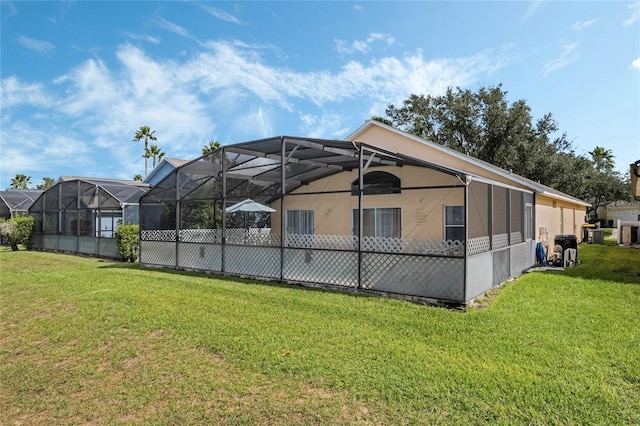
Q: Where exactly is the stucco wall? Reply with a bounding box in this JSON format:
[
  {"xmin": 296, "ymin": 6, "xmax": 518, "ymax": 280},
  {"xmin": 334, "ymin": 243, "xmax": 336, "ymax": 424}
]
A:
[
  {"xmin": 271, "ymin": 165, "xmax": 464, "ymax": 239},
  {"xmin": 351, "ymin": 124, "xmax": 530, "ymax": 190},
  {"xmin": 535, "ymin": 195, "xmax": 586, "ymax": 243},
  {"xmin": 353, "ymin": 124, "xmax": 590, "ymax": 243}
]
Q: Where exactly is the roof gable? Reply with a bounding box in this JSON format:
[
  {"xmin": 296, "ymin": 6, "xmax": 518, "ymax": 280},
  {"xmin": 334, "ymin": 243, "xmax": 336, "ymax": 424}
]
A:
[{"xmin": 347, "ymin": 120, "xmax": 590, "ymax": 207}]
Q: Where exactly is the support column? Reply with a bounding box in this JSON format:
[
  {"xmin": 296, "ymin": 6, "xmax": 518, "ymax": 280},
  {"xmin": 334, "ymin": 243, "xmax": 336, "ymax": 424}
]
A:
[
  {"xmin": 357, "ymin": 145, "xmax": 364, "ymax": 289},
  {"xmin": 221, "ymin": 148, "xmax": 227, "ymax": 273},
  {"xmin": 463, "ymin": 179, "xmax": 469, "ymax": 302},
  {"xmin": 175, "ymin": 168, "xmax": 180, "ymax": 269},
  {"xmin": 280, "ymin": 136, "xmax": 286, "ymax": 281}
]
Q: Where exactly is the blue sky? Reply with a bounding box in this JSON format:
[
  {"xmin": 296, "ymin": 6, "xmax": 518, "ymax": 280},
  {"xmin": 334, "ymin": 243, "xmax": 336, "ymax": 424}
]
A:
[{"xmin": 1, "ymin": 1, "xmax": 639, "ymax": 190}]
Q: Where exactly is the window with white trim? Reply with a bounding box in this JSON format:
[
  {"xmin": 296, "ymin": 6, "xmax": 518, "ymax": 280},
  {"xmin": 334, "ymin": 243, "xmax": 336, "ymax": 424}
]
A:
[
  {"xmin": 444, "ymin": 205, "xmax": 464, "ymax": 242},
  {"xmin": 352, "ymin": 208, "xmax": 401, "ymax": 238},
  {"xmin": 286, "ymin": 210, "xmax": 314, "ymax": 235}
]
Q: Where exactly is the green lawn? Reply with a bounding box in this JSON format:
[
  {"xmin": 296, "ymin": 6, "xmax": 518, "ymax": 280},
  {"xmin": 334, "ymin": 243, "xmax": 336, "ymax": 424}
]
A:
[{"xmin": 1, "ymin": 244, "xmax": 639, "ymax": 425}]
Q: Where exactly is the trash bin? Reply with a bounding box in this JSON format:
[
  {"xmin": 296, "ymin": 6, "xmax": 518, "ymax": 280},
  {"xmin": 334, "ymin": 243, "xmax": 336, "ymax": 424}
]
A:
[{"xmin": 554, "ymin": 234, "xmax": 578, "ymax": 260}]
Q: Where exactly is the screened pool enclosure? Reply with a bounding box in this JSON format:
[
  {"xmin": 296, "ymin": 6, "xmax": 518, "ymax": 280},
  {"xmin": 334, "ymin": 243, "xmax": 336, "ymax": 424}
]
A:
[
  {"xmin": 29, "ymin": 178, "xmax": 150, "ymax": 258},
  {"xmin": 139, "ymin": 137, "xmax": 536, "ymax": 304},
  {"xmin": 0, "ymin": 189, "xmax": 43, "ymax": 219}
]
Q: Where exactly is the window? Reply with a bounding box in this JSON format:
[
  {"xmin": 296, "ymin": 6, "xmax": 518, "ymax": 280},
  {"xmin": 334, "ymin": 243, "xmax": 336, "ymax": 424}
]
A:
[
  {"xmin": 444, "ymin": 205, "xmax": 464, "ymax": 242},
  {"xmin": 286, "ymin": 210, "xmax": 314, "ymax": 235},
  {"xmin": 525, "ymin": 203, "xmax": 534, "ymax": 240},
  {"xmin": 351, "ymin": 171, "xmax": 401, "ymax": 196},
  {"xmin": 98, "ymin": 211, "xmax": 121, "ymax": 238},
  {"xmin": 352, "ymin": 208, "xmax": 401, "ymax": 238}
]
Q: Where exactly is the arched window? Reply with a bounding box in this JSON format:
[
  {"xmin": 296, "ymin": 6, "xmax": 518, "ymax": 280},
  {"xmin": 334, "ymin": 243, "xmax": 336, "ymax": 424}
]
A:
[{"xmin": 351, "ymin": 171, "xmax": 401, "ymax": 196}]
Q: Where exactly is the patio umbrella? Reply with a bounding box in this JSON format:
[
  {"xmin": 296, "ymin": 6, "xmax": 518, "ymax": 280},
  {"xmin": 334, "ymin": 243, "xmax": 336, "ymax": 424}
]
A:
[
  {"xmin": 225, "ymin": 199, "xmax": 276, "ymax": 233},
  {"xmin": 225, "ymin": 199, "xmax": 276, "ymax": 213}
]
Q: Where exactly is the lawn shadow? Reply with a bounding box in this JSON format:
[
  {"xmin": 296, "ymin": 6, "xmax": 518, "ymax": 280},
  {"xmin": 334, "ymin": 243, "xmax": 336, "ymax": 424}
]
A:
[
  {"xmin": 97, "ymin": 261, "xmax": 463, "ymax": 309},
  {"xmin": 97, "ymin": 261, "xmax": 377, "ymax": 300}
]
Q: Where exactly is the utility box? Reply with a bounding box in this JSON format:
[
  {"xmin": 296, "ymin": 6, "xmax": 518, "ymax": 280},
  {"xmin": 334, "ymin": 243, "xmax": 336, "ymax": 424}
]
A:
[{"xmin": 590, "ymin": 229, "xmax": 604, "ymax": 244}]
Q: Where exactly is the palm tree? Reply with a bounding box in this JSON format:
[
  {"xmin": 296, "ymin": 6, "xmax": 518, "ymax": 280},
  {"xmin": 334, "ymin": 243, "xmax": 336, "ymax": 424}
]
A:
[
  {"xmin": 10, "ymin": 174, "xmax": 31, "ymax": 189},
  {"xmin": 588, "ymin": 146, "xmax": 615, "ymax": 172},
  {"xmin": 144, "ymin": 144, "xmax": 166, "ymax": 169},
  {"xmin": 202, "ymin": 140, "xmax": 220, "ymax": 155},
  {"xmin": 133, "ymin": 126, "xmax": 157, "ymax": 177}
]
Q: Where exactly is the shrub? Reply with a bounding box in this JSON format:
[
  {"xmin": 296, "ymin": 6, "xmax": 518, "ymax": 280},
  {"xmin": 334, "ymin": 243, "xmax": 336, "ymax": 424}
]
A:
[
  {"xmin": 115, "ymin": 224, "xmax": 139, "ymax": 262},
  {"xmin": 0, "ymin": 216, "xmax": 35, "ymax": 251}
]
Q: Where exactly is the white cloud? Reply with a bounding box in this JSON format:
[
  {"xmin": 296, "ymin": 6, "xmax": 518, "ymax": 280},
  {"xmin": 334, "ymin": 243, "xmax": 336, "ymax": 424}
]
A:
[
  {"xmin": 157, "ymin": 18, "xmax": 190, "ymax": 38},
  {"xmin": 632, "ymin": 57, "xmax": 640, "ymax": 70},
  {"xmin": 124, "ymin": 32, "xmax": 161, "ymax": 44},
  {"xmin": 335, "ymin": 33, "xmax": 395, "ymax": 55},
  {"xmin": 299, "ymin": 111, "xmax": 351, "ymax": 139},
  {"xmin": 0, "ymin": 76, "xmax": 53, "ymax": 108},
  {"xmin": 1, "ymin": 39, "xmax": 507, "ymax": 185},
  {"xmin": 233, "ymin": 107, "xmax": 272, "ymax": 139},
  {"xmin": 201, "ymin": 5, "xmax": 244, "ymax": 25},
  {"xmin": 571, "ymin": 19, "xmax": 598, "ymax": 31},
  {"xmin": 543, "ymin": 42, "xmax": 579, "ymax": 76},
  {"xmin": 0, "ymin": 120, "xmax": 93, "ymax": 182},
  {"xmin": 17, "ymin": 35, "xmax": 55, "ymax": 54},
  {"xmin": 623, "ymin": 3, "xmax": 640, "ymax": 26}
]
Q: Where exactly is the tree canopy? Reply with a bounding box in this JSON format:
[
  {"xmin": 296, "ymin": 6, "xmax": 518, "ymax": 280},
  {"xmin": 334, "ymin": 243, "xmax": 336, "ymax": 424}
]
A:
[
  {"xmin": 144, "ymin": 144, "xmax": 166, "ymax": 169},
  {"xmin": 36, "ymin": 177, "xmax": 56, "ymax": 190},
  {"xmin": 10, "ymin": 174, "xmax": 31, "ymax": 189},
  {"xmin": 381, "ymin": 85, "xmax": 630, "ymax": 203},
  {"xmin": 133, "ymin": 126, "xmax": 157, "ymax": 177},
  {"xmin": 202, "ymin": 140, "xmax": 221, "ymax": 155}
]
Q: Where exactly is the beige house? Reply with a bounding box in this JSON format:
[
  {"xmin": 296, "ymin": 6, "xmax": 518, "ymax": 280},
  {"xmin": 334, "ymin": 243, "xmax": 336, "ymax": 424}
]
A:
[
  {"xmin": 139, "ymin": 120, "xmax": 589, "ymax": 305},
  {"xmin": 346, "ymin": 121, "xmax": 589, "ymax": 244}
]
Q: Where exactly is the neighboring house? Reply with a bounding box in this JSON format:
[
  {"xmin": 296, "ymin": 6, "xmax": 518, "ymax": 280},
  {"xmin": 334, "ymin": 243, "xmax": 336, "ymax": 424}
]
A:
[
  {"xmin": 29, "ymin": 177, "xmax": 150, "ymax": 258},
  {"xmin": 144, "ymin": 158, "xmax": 190, "ymax": 185},
  {"xmin": 138, "ymin": 120, "xmax": 589, "ymax": 305},
  {"xmin": 0, "ymin": 189, "xmax": 43, "ymax": 219},
  {"xmin": 606, "ymin": 200, "xmax": 640, "ymax": 225},
  {"xmin": 588, "ymin": 159, "xmax": 640, "ymax": 226}
]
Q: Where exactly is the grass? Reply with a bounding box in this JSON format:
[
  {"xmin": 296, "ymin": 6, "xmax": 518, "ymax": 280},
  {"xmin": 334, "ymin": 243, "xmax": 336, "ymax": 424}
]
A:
[{"xmin": 1, "ymin": 244, "xmax": 639, "ymax": 425}]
